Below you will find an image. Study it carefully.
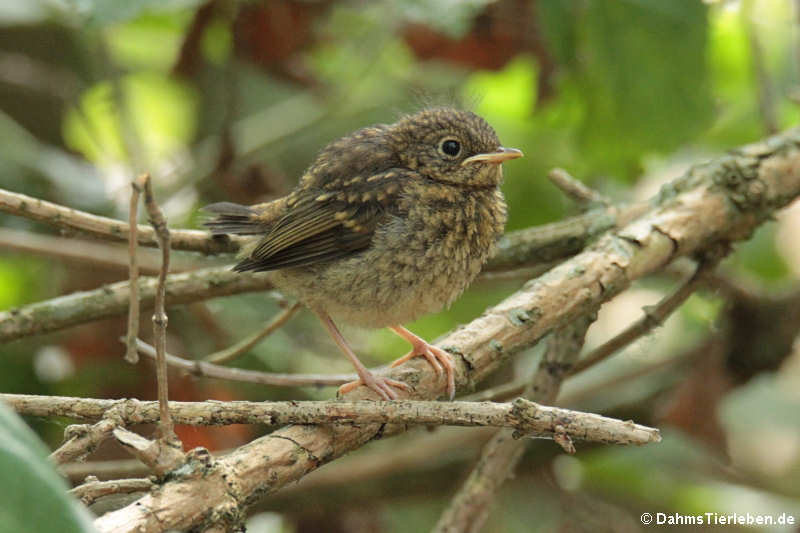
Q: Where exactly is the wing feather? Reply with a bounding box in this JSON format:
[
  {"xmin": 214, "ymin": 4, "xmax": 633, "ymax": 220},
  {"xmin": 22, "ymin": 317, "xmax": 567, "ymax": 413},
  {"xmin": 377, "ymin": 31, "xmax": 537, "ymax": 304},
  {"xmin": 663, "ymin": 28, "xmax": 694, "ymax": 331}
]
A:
[{"xmin": 233, "ymin": 170, "xmax": 408, "ymax": 272}]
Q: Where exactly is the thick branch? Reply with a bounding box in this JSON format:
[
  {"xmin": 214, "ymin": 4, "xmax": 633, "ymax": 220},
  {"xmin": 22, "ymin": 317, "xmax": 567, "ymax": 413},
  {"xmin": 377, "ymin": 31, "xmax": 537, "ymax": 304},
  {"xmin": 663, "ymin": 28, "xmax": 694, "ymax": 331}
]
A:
[{"xmin": 90, "ymin": 128, "xmax": 800, "ymax": 533}]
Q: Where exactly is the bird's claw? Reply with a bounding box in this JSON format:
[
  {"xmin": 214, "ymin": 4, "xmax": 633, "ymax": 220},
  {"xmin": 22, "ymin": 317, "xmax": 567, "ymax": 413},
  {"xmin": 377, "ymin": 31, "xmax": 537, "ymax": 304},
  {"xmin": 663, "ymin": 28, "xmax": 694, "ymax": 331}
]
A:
[
  {"xmin": 391, "ymin": 343, "xmax": 455, "ymax": 400},
  {"xmin": 339, "ymin": 373, "xmax": 411, "ymax": 400}
]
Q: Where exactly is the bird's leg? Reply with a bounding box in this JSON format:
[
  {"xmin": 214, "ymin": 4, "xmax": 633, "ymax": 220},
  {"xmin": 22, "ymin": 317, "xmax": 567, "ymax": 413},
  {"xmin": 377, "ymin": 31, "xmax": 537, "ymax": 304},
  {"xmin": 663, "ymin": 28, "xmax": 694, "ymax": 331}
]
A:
[
  {"xmin": 389, "ymin": 326, "xmax": 455, "ymax": 400},
  {"xmin": 315, "ymin": 311, "xmax": 411, "ymax": 400}
]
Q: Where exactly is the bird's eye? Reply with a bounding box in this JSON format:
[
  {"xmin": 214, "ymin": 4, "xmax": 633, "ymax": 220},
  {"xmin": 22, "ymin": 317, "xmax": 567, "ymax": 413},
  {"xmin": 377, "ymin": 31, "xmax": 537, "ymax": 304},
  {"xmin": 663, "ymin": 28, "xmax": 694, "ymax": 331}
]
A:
[{"xmin": 439, "ymin": 138, "xmax": 461, "ymax": 158}]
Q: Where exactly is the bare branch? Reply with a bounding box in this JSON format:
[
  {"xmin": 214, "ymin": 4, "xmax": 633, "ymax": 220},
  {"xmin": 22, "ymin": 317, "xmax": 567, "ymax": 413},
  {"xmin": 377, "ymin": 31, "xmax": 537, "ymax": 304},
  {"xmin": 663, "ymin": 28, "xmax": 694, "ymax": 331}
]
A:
[
  {"xmin": 548, "ymin": 167, "xmax": 611, "ymax": 206},
  {"xmin": 0, "ymin": 185, "xmax": 627, "ymax": 274},
  {"xmin": 434, "ymin": 317, "xmax": 593, "ymax": 533},
  {"xmin": 70, "ymin": 478, "xmax": 154, "ymax": 507},
  {"xmin": 112, "ymin": 428, "xmax": 185, "ymax": 477},
  {"xmin": 0, "ymin": 188, "xmax": 243, "ymax": 254},
  {"xmin": 0, "ymin": 266, "xmax": 276, "ymax": 343},
  {"xmin": 133, "ymin": 338, "xmax": 355, "ymax": 387},
  {"xmin": 0, "ymin": 394, "xmax": 659, "ymax": 445},
  {"xmin": 743, "ymin": 0, "xmax": 779, "ymax": 135},
  {"xmin": 50, "ymin": 417, "xmax": 120, "ymax": 465},
  {"xmin": 204, "ymin": 302, "xmax": 302, "ymax": 364},
  {"xmin": 140, "ymin": 176, "xmax": 180, "ymax": 451},
  {"xmin": 0, "ymin": 227, "xmax": 197, "ymax": 274},
  {"xmin": 124, "ymin": 176, "xmax": 145, "ymax": 364},
  {"xmin": 570, "ymin": 250, "xmax": 725, "ymax": 375}
]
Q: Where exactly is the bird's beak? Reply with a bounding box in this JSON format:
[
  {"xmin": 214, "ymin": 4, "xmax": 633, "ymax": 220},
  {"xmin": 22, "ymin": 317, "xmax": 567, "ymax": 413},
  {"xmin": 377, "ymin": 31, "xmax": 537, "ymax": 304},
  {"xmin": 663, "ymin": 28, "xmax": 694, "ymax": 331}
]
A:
[{"xmin": 462, "ymin": 147, "xmax": 524, "ymax": 166}]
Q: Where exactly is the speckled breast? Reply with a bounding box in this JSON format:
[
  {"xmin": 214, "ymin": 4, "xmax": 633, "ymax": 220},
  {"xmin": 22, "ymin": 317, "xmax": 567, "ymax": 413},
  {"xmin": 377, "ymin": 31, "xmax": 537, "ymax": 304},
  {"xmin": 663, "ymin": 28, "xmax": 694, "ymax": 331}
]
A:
[{"xmin": 271, "ymin": 183, "xmax": 507, "ymax": 329}]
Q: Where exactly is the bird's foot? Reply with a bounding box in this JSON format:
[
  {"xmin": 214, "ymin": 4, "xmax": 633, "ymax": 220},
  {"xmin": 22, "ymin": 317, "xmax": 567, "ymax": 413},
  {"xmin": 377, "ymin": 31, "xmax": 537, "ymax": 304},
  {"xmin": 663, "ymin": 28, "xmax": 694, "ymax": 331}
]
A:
[
  {"xmin": 390, "ymin": 340, "xmax": 455, "ymax": 400},
  {"xmin": 339, "ymin": 371, "xmax": 411, "ymax": 401}
]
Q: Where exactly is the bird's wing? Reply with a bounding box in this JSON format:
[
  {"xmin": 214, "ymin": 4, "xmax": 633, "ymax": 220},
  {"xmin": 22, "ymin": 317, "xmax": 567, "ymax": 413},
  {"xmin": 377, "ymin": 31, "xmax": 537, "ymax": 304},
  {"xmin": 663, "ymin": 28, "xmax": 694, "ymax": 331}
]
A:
[{"xmin": 234, "ymin": 169, "xmax": 408, "ymax": 272}]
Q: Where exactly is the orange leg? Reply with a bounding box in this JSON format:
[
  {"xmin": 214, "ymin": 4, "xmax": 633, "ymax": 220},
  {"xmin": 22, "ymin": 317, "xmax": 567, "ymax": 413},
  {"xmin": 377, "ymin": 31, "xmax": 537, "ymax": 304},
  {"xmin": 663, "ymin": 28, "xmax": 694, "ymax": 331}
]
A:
[
  {"xmin": 389, "ymin": 326, "xmax": 455, "ymax": 400},
  {"xmin": 315, "ymin": 311, "xmax": 411, "ymax": 400}
]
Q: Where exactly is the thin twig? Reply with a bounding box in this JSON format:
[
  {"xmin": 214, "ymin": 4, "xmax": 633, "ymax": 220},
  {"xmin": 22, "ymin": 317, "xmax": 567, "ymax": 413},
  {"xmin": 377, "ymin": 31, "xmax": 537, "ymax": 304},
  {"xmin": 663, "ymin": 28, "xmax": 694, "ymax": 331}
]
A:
[
  {"xmin": 0, "ymin": 227, "xmax": 200, "ymax": 274},
  {"xmin": 112, "ymin": 427, "xmax": 185, "ymax": 477},
  {"xmin": 141, "ymin": 176, "xmax": 177, "ymax": 444},
  {"xmin": 61, "ymin": 458, "xmax": 153, "ymax": 483},
  {"xmin": 125, "ymin": 176, "xmax": 145, "ymax": 364},
  {"xmin": 133, "ymin": 338, "xmax": 356, "ymax": 387},
  {"xmin": 487, "ymin": 201, "xmax": 647, "ymax": 271},
  {"xmin": 0, "ymin": 187, "xmax": 243, "ymax": 254},
  {"xmin": 50, "ymin": 417, "xmax": 121, "ymax": 465},
  {"xmin": 433, "ymin": 317, "xmax": 594, "ymax": 533},
  {"xmin": 204, "ymin": 302, "xmax": 302, "ymax": 364},
  {"xmin": 548, "ymin": 167, "xmax": 611, "ymax": 206},
  {"xmin": 569, "ymin": 251, "xmax": 724, "ymax": 376},
  {"xmin": 70, "ymin": 477, "xmax": 154, "ymax": 507},
  {"xmin": 461, "ymin": 380, "xmax": 527, "ymax": 403}
]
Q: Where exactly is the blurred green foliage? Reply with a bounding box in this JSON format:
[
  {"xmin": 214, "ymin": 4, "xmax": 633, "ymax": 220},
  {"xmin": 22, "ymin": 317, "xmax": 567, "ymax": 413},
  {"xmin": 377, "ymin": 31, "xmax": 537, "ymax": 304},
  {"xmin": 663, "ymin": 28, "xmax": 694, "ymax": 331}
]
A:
[{"xmin": 1, "ymin": 0, "xmax": 799, "ymax": 531}]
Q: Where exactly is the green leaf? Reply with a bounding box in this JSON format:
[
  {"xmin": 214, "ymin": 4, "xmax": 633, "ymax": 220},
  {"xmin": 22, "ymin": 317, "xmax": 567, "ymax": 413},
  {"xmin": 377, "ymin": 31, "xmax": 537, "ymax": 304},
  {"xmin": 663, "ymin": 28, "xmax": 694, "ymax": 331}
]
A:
[
  {"xmin": 576, "ymin": 0, "xmax": 714, "ymax": 179},
  {"xmin": 0, "ymin": 402, "xmax": 97, "ymax": 533},
  {"xmin": 63, "ymin": 72, "xmax": 198, "ymax": 164},
  {"xmin": 464, "ymin": 56, "xmax": 538, "ymax": 118}
]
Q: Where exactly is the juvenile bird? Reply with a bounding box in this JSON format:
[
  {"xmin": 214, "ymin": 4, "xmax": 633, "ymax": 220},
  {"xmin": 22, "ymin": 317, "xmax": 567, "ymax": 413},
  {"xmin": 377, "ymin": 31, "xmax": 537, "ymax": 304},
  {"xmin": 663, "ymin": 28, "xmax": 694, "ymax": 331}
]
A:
[{"xmin": 205, "ymin": 107, "xmax": 522, "ymax": 400}]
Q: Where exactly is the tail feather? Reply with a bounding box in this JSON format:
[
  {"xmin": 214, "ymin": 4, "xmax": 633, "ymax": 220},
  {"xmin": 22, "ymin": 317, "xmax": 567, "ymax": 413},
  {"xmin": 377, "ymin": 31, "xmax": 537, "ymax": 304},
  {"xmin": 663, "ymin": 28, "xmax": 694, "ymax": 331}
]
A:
[{"xmin": 203, "ymin": 202, "xmax": 265, "ymax": 235}]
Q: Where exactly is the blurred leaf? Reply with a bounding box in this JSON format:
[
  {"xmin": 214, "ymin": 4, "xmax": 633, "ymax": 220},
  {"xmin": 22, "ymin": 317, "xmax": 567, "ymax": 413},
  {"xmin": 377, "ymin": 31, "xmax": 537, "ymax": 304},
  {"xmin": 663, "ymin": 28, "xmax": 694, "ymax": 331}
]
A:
[
  {"xmin": 464, "ymin": 56, "xmax": 537, "ymax": 118},
  {"xmin": 537, "ymin": 0, "xmax": 578, "ymax": 67},
  {"xmin": 728, "ymin": 224, "xmax": 790, "ymax": 283},
  {"xmin": 78, "ymin": 0, "xmax": 204, "ymax": 26},
  {"xmin": 0, "ymin": 402, "xmax": 97, "ymax": 533},
  {"xmin": 0, "ymin": 0, "xmax": 52, "ymax": 25},
  {"xmin": 105, "ymin": 11, "xmax": 191, "ymax": 70},
  {"xmin": 0, "ymin": 111, "xmax": 106, "ymax": 208},
  {"xmin": 576, "ymin": 0, "xmax": 713, "ymax": 178},
  {"xmin": 395, "ymin": 0, "xmax": 494, "ymax": 38},
  {"xmin": 63, "ymin": 72, "xmax": 198, "ymax": 164},
  {"xmin": 0, "ymin": 256, "xmax": 42, "ymax": 310},
  {"xmin": 202, "ymin": 16, "xmax": 232, "ymax": 66},
  {"xmin": 720, "ymin": 374, "xmax": 800, "ymax": 434}
]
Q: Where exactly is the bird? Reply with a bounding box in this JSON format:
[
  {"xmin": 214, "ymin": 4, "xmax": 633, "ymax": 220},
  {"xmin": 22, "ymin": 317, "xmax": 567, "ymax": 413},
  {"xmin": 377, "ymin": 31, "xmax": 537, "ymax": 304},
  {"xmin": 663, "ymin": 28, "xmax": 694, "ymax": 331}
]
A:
[{"xmin": 204, "ymin": 107, "xmax": 522, "ymax": 400}]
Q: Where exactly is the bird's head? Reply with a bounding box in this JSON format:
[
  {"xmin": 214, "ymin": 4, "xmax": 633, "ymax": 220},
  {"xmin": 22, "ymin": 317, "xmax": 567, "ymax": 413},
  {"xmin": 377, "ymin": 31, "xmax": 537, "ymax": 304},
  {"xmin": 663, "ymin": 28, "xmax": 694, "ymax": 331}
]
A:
[{"xmin": 389, "ymin": 108, "xmax": 523, "ymax": 188}]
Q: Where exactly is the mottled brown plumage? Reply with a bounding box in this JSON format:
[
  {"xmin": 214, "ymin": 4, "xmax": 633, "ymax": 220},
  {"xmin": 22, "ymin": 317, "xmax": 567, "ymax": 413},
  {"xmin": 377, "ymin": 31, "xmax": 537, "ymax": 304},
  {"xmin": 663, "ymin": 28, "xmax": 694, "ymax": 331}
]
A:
[{"xmin": 205, "ymin": 107, "xmax": 522, "ymax": 400}]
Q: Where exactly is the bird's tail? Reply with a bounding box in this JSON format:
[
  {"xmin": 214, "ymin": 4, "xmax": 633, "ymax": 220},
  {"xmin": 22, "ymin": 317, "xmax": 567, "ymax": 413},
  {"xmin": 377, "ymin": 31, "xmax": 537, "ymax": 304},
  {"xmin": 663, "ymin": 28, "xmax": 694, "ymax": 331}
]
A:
[{"xmin": 202, "ymin": 202, "xmax": 266, "ymax": 235}]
